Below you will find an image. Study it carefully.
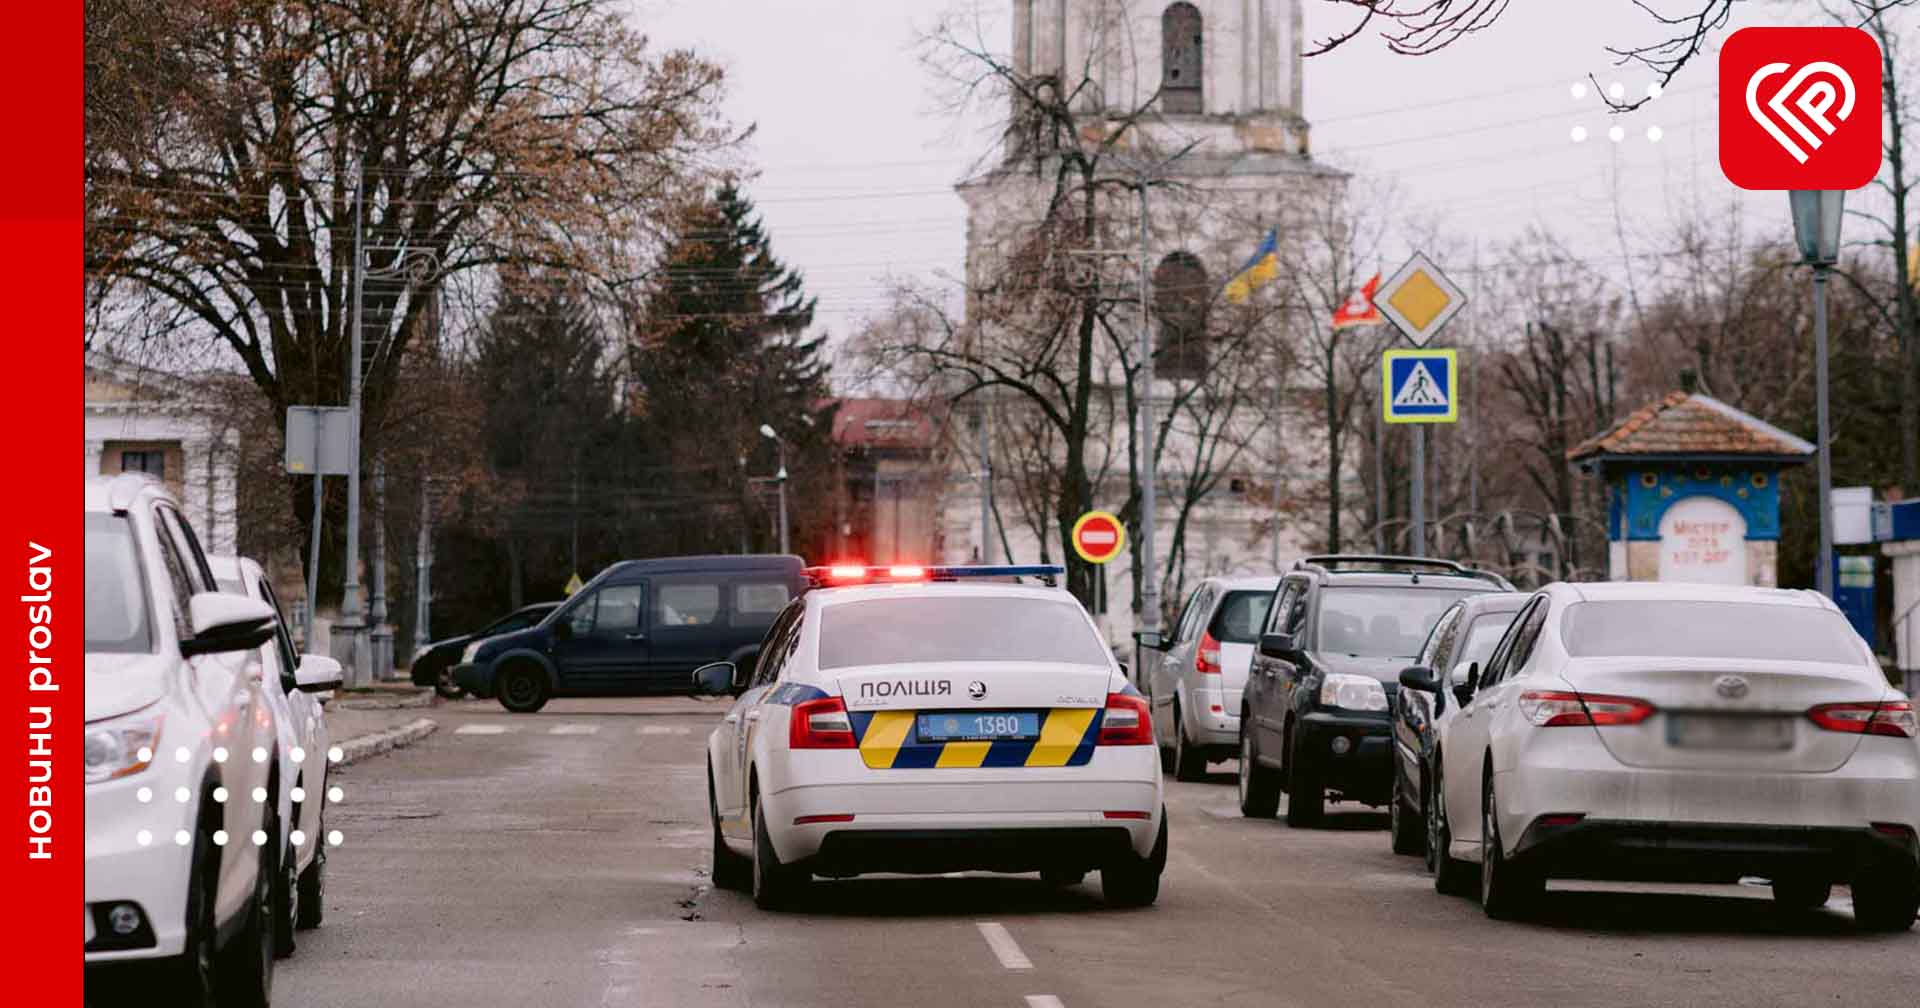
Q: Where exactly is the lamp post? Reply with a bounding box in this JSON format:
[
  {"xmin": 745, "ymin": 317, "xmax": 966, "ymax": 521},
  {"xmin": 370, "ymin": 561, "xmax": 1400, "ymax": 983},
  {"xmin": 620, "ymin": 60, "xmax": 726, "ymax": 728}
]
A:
[
  {"xmin": 760, "ymin": 424, "xmax": 790, "ymax": 555},
  {"xmin": 1790, "ymin": 189, "xmax": 1844, "ymax": 598}
]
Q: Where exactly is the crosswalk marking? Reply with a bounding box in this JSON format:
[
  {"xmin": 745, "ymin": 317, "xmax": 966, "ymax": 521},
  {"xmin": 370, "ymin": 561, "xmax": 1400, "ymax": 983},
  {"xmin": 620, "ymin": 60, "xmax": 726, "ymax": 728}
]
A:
[
  {"xmin": 548, "ymin": 723, "xmax": 599, "ymax": 735},
  {"xmin": 453, "ymin": 724, "xmax": 509, "ymax": 735},
  {"xmin": 637, "ymin": 725, "xmax": 691, "ymax": 736}
]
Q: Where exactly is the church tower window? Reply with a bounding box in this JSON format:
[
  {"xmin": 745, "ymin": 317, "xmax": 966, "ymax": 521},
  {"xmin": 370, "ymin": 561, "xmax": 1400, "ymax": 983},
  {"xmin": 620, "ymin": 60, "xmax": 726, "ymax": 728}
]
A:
[{"xmin": 1161, "ymin": 3, "xmax": 1204, "ymax": 114}]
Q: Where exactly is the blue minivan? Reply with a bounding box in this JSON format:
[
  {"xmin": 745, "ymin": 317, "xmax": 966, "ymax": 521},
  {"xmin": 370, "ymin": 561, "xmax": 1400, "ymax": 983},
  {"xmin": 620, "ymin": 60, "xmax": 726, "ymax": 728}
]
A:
[{"xmin": 453, "ymin": 554, "xmax": 807, "ymax": 712}]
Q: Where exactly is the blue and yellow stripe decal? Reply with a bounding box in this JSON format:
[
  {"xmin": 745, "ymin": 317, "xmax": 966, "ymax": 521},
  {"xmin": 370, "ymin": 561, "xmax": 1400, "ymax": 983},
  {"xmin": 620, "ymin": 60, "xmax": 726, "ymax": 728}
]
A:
[{"xmin": 846, "ymin": 708, "xmax": 1105, "ymax": 769}]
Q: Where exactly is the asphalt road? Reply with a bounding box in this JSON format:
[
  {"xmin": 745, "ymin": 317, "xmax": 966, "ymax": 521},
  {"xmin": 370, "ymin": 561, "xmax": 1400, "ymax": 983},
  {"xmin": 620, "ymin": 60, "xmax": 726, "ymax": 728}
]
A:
[{"xmin": 276, "ymin": 697, "xmax": 1919, "ymax": 1008}]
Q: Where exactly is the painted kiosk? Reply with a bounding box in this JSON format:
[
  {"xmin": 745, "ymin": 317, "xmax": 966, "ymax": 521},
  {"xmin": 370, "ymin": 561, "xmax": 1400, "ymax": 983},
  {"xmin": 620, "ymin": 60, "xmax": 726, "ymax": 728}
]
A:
[{"xmin": 1570, "ymin": 388, "xmax": 1813, "ymax": 587}]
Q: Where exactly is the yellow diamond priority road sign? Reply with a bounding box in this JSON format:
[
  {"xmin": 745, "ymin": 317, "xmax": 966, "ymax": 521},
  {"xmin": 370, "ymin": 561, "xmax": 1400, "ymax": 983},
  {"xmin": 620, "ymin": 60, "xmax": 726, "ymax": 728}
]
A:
[{"xmin": 1375, "ymin": 252, "xmax": 1467, "ymax": 347}]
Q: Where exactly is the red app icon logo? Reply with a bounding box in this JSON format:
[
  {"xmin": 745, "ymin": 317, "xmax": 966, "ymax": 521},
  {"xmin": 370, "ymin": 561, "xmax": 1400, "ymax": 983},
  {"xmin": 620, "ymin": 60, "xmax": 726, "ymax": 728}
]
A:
[{"xmin": 1720, "ymin": 27, "xmax": 1882, "ymax": 190}]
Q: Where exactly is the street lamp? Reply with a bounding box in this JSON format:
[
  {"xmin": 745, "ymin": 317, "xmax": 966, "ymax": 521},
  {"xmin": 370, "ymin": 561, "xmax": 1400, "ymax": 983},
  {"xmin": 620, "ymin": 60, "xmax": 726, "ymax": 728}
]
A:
[
  {"xmin": 1789, "ymin": 189, "xmax": 1843, "ymax": 598},
  {"xmin": 760, "ymin": 424, "xmax": 790, "ymax": 555}
]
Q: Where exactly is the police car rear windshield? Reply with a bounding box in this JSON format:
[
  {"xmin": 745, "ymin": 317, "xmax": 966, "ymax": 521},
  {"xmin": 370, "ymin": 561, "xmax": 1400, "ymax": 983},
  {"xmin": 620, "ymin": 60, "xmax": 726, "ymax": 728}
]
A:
[
  {"xmin": 817, "ymin": 596, "xmax": 1110, "ymax": 669},
  {"xmin": 1562, "ymin": 601, "xmax": 1868, "ymax": 665}
]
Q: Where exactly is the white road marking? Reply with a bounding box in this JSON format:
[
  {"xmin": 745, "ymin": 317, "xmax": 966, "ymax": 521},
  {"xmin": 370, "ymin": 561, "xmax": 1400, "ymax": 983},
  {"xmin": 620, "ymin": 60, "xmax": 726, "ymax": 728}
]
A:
[
  {"xmin": 453, "ymin": 724, "xmax": 508, "ymax": 735},
  {"xmin": 637, "ymin": 725, "xmax": 691, "ymax": 736},
  {"xmin": 976, "ymin": 922, "xmax": 1032, "ymax": 971},
  {"xmin": 1025, "ymin": 997, "xmax": 1065, "ymax": 1008},
  {"xmin": 549, "ymin": 723, "xmax": 599, "ymax": 735}
]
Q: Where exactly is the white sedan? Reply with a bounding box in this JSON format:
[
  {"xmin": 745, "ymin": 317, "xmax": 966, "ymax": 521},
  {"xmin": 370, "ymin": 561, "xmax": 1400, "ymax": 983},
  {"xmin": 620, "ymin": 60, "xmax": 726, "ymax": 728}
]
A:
[
  {"xmin": 211, "ymin": 555, "xmax": 341, "ymax": 953},
  {"xmin": 697, "ymin": 565, "xmax": 1167, "ymax": 910},
  {"xmin": 1412, "ymin": 581, "xmax": 1919, "ymax": 930}
]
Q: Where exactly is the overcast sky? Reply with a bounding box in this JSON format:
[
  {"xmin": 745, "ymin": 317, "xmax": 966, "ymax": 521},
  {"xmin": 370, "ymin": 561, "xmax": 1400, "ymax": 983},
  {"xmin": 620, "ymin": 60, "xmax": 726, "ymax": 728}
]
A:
[{"xmin": 636, "ymin": 0, "xmax": 1907, "ymax": 365}]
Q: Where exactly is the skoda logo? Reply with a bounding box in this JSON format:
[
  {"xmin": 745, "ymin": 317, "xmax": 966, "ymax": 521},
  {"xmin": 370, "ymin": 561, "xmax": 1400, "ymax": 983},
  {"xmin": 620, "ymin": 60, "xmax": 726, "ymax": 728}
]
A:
[
  {"xmin": 967, "ymin": 681, "xmax": 988, "ymax": 700},
  {"xmin": 1713, "ymin": 675, "xmax": 1750, "ymax": 700}
]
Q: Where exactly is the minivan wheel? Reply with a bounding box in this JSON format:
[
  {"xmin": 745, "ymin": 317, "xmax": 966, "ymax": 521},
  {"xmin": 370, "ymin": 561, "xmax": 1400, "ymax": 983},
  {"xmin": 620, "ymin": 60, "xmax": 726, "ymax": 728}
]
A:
[
  {"xmin": 1171, "ymin": 704, "xmax": 1207, "ymax": 782},
  {"xmin": 1237, "ymin": 728, "xmax": 1280, "ymax": 818},
  {"xmin": 497, "ymin": 663, "xmax": 550, "ymax": 714}
]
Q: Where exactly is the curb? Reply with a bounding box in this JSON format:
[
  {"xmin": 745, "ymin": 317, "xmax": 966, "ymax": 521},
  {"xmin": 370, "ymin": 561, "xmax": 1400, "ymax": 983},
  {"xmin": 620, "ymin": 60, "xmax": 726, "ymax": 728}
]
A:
[
  {"xmin": 333, "ymin": 690, "xmax": 436, "ymax": 711},
  {"xmin": 335, "ymin": 717, "xmax": 437, "ymax": 768}
]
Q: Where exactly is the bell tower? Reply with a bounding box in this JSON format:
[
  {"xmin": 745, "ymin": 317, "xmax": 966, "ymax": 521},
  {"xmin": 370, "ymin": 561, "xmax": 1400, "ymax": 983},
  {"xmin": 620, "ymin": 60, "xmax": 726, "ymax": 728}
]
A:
[{"xmin": 1010, "ymin": 0, "xmax": 1306, "ymax": 154}]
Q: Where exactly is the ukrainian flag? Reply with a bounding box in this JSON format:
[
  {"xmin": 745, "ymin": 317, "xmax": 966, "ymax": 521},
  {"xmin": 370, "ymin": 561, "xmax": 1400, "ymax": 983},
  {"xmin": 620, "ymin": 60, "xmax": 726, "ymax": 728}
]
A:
[{"xmin": 1224, "ymin": 230, "xmax": 1280, "ymax": 304}]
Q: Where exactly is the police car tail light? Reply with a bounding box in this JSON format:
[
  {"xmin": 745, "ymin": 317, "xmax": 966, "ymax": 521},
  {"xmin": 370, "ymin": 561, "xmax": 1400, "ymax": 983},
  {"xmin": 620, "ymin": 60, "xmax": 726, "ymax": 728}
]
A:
[
  {"xmin": 1808, "ymin": 701, "xmax": 1916, "ymax": 738},
  {"xmin": 1098, "ymin": 693, "xmax": 1153, "ymax": 745},
  {"xmin": 1195, "ymin": 630, "xmax": 1222, "ymax": 676},
  {"xmin": 1518, "ymin": 690, "xmax": 1655, "ymax": 728},
  {"xmin": 790, "ymin": 697, "xmax": 858, "ymax": 749}
]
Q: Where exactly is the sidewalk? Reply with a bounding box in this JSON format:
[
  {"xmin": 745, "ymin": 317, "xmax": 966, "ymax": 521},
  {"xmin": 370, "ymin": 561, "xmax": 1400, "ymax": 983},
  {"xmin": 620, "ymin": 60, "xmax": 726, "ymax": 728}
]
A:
[{"xmin": 323, "ymin": 684, "xmax": 438, "ymax": 767}]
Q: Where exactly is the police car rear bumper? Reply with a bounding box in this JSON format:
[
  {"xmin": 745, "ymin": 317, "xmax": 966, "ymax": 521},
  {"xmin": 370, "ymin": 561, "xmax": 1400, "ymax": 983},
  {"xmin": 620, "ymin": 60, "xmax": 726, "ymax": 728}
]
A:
[
  {"xmin": 811, "ymin": 826, "xmax": 1140, "ymax": 876},
  {"xmin": 761, "ymin": 762, "xmax": 1162, "ymax": 867}
]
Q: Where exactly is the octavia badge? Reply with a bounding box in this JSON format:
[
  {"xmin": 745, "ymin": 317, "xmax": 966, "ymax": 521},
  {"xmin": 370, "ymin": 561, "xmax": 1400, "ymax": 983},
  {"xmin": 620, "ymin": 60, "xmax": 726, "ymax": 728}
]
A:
[
  {"xmin": 968, "ymin": 681, "xmax": 988, "ymax": 700},
  {"xmin": 1713, "ymin": 675, "xmax": 1750, "ymax": 700}
]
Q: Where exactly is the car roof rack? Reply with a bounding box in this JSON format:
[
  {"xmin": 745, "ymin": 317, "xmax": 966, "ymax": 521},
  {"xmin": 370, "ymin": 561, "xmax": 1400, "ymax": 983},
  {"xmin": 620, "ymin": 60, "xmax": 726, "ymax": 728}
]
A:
[
  {"xmin": 802, "ymin": 564, "xmax": 1065, "ymax": 589},
  {"xmin": 1292, "ymin": 554, "xmax": 1511, "ymax": 588}
]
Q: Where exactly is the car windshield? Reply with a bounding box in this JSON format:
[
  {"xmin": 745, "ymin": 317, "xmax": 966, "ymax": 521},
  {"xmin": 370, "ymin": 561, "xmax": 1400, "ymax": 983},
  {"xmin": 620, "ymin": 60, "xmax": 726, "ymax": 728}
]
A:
[
  {"xmin": 818, "ymin": 595, "xmax": 1110, "ymax": 669},
  {"xmin": 87, "ymin": 512, "xmax": 154, "ymax": 654},
  {"xmin": 1562, "ymin": 601, "xmax": 1868, "ymax": 664},
  {"xmin": 485, "ymin": 606, "xmax": 550, "ymax": 635},
  {"xmin": 1318, "ymin": 586, "xmax": 1477, "ymax": 659},
  {"xmin": 1207, "ymin": 589, "xmax": 1273, "ymax": 645}
]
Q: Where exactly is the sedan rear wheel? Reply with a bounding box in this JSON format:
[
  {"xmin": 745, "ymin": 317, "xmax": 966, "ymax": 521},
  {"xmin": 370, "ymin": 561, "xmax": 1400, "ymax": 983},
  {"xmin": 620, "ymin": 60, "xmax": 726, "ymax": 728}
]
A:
[
  {"xmin": 1851, "ymin": 864, "xmax": 1920, "ymax": 932},
  {"xmin": 1429, "ymin": 762, "xmax": 1474, "ymax": 896},
  {"xmin": 750, "ymin": 791, "xmax": 808, "ymax": 911},
  {"xmin": 1479, "ymin": 775, "xmax": 1543, "ymax": 919},
  {"xmin": 1770, "ymin": 876, "xmax": 1833, "ymax": 912}
]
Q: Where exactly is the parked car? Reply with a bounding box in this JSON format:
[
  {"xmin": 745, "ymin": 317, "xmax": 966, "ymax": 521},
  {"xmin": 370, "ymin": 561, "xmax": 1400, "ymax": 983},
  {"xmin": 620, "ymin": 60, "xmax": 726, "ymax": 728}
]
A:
[
  {"xmin": 1387, "ymin": 592, "xmax": 1526, "ymax": 859},
  {"xmin": 210, "ymin": 554, "xmax": 343, "ymax": 955},
  {"xmin": 454, "ymin": 554, "xmax": 808, "ymax": 712},
  {"xmin": 410, "ymin": 601, "xmax": 561, "ymax": 699},
  {"xmin": 1137, "ymin": 576, "xmax": 1278, "ymax": 781},
  {"xmin": 1409, "ymin": 581, "xmax": 1920, "ymax": 930},
  {"xmin": 85, "ymin": 474, "xmax": 282, "ymax": 1006},
  {"xmin": 1238, "ymin": 555, "xmax": 1512, "ymax": 827}
]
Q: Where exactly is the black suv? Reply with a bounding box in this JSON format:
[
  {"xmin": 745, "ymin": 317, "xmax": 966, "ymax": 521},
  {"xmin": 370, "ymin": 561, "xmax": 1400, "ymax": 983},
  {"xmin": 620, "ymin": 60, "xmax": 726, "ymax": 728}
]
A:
[
  {"xmin": 1237, "ymin": 555, "xmax": 1512, "ymax": 827},
  {"xmin": 453, "ymin": 555, "xmax": 807, "ymax": 712}
]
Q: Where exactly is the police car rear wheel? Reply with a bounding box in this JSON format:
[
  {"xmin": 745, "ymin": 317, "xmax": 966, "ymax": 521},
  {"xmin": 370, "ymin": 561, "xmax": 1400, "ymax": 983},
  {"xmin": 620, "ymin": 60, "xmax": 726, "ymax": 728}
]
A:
[
  {"xmin": 1101, "ymin": 814, "xmax": 1167, "ymax": 908},
  {"xmin": 751, "ymin": 793, "xmax": 808, "ymax": 911},
  {"xmin": 1041, "ymin": 867, "xmax": 1086, "ymax": 887}
]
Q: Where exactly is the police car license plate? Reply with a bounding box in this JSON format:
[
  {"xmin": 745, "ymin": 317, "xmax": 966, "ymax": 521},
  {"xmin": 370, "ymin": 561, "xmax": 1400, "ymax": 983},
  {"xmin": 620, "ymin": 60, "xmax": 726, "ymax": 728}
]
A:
[
  {"xmin": 916, "ymin": 711, "xmax": 1041, "ymax": 742},
  {"xmin": 1665, "ymin": 714, "xmax": 1794, "ymax": 751}
]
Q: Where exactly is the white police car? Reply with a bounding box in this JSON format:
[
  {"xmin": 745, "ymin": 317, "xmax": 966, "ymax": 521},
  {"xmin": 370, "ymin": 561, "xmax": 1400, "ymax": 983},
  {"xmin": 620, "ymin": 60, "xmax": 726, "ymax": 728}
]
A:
[{"xmin": 696, "ymin": 565, "xmax": 1167, "ymax": 910}]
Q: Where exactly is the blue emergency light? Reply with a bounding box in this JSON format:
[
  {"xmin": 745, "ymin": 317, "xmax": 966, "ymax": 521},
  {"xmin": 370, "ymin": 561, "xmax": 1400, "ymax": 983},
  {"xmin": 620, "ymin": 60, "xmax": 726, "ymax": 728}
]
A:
[{"xmin": 802, "ymin": 564, "xmax": 1065, "ymax": 588}]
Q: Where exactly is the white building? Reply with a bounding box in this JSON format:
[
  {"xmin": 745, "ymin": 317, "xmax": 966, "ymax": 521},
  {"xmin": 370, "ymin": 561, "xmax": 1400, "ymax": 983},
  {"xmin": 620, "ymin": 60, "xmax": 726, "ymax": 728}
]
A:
[
  {"xmin": 85, "ymin": 351, "xmax": 240, "ymax": 555},
  {"xmin": 938, "ymin": 0, "xmax": 1349, "ymax": 645}
]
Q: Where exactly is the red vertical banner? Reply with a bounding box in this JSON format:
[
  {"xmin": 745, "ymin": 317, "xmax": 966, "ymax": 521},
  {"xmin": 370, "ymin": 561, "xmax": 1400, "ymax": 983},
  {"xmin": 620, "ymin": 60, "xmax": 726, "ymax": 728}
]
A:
[{"xmin": 0, "ymin": 1, "xmax": 81, "ymax": 1003}]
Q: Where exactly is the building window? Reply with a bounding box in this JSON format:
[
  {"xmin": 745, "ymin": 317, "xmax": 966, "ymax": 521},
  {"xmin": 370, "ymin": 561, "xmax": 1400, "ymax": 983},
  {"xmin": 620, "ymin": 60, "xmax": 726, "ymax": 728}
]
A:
[
  {"xmin": 121, "ymin": 449, "xmax": 166, "ymax": 478},
  {"xmin": 1153, "ymin": 251, "xmax": 1209, "ymax": 379},
  {"xmin": 1161, "ymin": 3, "xmax": 1203, "ymax": 114}
]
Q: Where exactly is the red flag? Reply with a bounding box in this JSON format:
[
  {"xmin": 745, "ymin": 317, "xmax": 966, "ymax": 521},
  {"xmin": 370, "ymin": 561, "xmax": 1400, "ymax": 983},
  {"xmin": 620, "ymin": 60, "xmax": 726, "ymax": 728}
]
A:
[{"xmin": 1331, "ymin": 273, "xmax": 1382, "ymax": 330}]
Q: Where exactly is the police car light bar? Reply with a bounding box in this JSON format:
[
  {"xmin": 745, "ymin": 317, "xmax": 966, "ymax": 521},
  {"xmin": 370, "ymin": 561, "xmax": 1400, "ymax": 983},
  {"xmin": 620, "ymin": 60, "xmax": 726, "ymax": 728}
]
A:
[{"xmin": 802, "ymin": 564, "xmax": 1065, "ymax": 588}]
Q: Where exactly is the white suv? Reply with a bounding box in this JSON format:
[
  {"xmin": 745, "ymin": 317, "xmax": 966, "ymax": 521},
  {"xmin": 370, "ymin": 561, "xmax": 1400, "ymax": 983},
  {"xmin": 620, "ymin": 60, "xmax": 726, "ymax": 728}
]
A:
[
  {"xmin": 211, "ymin": 554, "xmax": 341, "ymax": 955},
  {"xmin": 85, "ymin": 475, "xmax": 283, "ymax": 1005}
]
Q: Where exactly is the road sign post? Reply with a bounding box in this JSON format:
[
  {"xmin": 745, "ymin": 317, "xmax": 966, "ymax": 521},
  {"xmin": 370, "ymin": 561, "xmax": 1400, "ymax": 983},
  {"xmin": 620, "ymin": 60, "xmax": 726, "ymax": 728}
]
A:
[{"xmin": 1382, "ymin": 347, "xmax": 1460, "ymax": 557}]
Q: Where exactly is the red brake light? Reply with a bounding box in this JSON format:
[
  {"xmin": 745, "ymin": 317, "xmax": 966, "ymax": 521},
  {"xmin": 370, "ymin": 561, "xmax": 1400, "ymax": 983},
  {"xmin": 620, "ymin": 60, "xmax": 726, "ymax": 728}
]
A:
[
  {"xmin": 1098, "ymin": 692, "xmax": 1153, "ymax": 745},
  {"xmin": 1808, "ymin": 701, "xmax": 1917, "ymax": 738},
  {"xmin": 1518, "ymin": 690, "xmax": 1655, "ymax": 727},
  {"xmin": 1195, "ymin": 630, "xmax": 1222, "ymax": 675},
  {"xmin": 790, "ymin": 697, "xmax": 857, "ymax": 749}
]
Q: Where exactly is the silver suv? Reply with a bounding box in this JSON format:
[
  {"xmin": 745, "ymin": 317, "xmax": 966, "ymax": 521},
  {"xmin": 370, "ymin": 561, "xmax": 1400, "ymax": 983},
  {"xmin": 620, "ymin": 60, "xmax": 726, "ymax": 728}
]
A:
[
  {"xmin": 1138, "ymin": 576, "xmax": 1279, "ymax": 781},
  {"xmin": 85, "ymin": 474, "xmax": 284, "ymax": 1006}
]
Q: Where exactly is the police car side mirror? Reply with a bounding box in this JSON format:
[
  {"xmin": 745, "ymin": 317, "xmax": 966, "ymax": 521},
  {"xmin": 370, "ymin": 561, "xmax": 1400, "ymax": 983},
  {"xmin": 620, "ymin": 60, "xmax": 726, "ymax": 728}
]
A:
[{"xmin": 691, "ymin": 661, "xmax": 735, "ymax": 696}]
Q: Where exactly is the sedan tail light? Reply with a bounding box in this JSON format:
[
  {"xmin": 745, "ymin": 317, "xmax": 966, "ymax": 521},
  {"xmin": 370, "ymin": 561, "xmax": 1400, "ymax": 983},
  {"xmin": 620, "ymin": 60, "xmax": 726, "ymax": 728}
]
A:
[
  {"xmin": 789, "ymin": 697, "xmax": 858, "ymax": 749},
  {"xmin": 1518, "ymin": 690, "xmax": 1655, "ymax": 727},
  {"xmin": 1807, "ymin": 701, "xmax": 1917, "ymax": 739},
  {"xmin": 1098, "ymin": 693, "xmax": 1154, "ymax": 745},
  {"xmin": 1195, "ymin": 630, "xmax": 1222, "ymax": 676}
]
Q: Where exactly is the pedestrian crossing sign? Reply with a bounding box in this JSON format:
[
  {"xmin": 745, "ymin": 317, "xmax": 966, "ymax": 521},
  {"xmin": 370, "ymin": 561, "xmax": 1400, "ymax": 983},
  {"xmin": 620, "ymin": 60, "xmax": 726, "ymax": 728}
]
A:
[{"xmin": 1383, "ymin": 349, "xmax": 1458, "ymax": 424}]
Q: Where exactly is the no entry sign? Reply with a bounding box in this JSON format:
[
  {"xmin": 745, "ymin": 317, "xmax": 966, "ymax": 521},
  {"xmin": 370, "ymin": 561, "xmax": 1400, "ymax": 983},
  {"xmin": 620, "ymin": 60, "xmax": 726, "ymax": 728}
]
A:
[{"xmin": 1071, "ymin": 510, "xmax": 1126, "ymax": 565}]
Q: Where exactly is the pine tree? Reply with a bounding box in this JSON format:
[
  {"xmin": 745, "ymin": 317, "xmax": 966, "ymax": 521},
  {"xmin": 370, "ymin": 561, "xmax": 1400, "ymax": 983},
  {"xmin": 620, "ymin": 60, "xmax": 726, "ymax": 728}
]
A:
[{"xmin": 632, "ymin": 185, "xmax": 838, "ymax": 557}]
